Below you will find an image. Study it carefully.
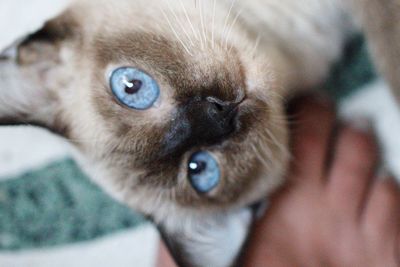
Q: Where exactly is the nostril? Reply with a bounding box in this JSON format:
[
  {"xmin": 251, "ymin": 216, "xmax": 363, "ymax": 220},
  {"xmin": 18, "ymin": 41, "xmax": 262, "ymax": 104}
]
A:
[
  {"xmin": 213, "ymin": 102, "xmax": 224, "ymax": 112},
  {"xmin": 206, "ymin": 96, "xmax": 225, "ymax": 107},
  {"xmin": 206, "ymin": 96, "xmax": 238, "ymax": 115}
]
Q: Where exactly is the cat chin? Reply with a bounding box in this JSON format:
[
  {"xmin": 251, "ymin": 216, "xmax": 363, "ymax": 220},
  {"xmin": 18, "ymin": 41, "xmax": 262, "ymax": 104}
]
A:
[{"xmin": 159, "ymin": 207, "xmax": 254, "ymax": 267}]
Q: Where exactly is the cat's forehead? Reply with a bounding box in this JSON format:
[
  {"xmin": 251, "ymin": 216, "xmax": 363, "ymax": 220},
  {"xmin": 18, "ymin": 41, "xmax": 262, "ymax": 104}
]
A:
[{"xmin": 92, "ymin": 31, "xmax": 246, "ymax": 101}]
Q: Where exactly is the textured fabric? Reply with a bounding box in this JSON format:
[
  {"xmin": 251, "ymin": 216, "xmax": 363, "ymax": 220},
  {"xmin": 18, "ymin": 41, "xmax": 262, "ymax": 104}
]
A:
[
  {"xmin": 325, "ymin": 35, "xmax": 377, "ymax": 100},
  {"xmin": 0, "ymin": 159, "xmax": 145, "ymax": 250}
]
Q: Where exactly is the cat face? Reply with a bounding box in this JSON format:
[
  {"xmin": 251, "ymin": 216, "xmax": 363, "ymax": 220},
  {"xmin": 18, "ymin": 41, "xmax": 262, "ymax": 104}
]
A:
[{"xmin": 16, "ymin": 0, "xmax": 289, "ymax": 223}]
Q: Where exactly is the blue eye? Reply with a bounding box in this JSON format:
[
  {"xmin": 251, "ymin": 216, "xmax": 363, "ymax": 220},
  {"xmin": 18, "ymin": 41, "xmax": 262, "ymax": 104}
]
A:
[
  {"xmin": 188, "ymin": 151, "xmax": 220, "ymax": 193},
  {"xmin": 110, "ymin": 67, "xmax": 160, "ymax": 110}
]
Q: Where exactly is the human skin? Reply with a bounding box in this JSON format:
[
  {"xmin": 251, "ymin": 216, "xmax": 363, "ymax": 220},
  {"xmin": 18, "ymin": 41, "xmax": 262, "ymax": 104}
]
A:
[{"xmin": 156, "ymin": 95, "xmax": 400, "ymax": 267}]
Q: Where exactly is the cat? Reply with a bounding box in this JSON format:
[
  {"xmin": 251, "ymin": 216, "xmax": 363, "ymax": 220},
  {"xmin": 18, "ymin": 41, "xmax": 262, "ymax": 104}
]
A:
[{"xmin": 0, "ymin": 0, "xmax": 398, "ymax": 266}]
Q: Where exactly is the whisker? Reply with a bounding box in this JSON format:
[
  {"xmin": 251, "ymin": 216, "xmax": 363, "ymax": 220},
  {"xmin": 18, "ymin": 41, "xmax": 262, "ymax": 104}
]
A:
[
  {"xmin": 251, "ymin": 143, "xmax": 273, "ymax": 171},
  {"xmin": 199, "ymin": 0, "xmax": 206, "ymax": 48},
  {"xmin": 159, "ymin": 6, "xmax": 194, "ymax": 56},
  {"xmin": 246, "ymin": 109, "xmax": 289, "ymax": 164},
  {"xmin": 221, "ymin": 0, "xmax": 237, "ymax": 46},
  {"xmin": 264, "ymin": 127, "xmax": 289, "ymax": 158},
  {"xmin": 165, "ymin": 0, "xmax": 195, "ymax": 47},
  {"xmin": 179, "ymin": 0, "xmax": 200, "ymax": 42},
  {"xmin": 225, "ymin": 9, "xmax": 243, "ymax": 50},
  {"xmin": 211, "ymin": 0, "xmax": 217, "ymax": 48},
  {"xmin": 251, "ymin": 34, "xmax": 261, "ymax": 56},
  {"xmin": 68, "ymin": 138, "xmax": 96, "ymax": 143}
]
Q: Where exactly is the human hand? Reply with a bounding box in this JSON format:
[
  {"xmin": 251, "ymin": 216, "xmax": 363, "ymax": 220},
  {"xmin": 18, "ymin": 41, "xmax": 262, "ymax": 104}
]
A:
[{"xmin": 243, "ymin": 95, "xmax": 400, "ymax": 267}]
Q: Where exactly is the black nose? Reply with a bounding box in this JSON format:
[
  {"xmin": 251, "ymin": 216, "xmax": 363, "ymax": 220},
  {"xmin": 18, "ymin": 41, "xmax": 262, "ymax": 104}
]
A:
[
  {"xmin": 161, "ymin": 96, "xmax": 241, "ymax": 157},
  {"xmin": 205, "ymin": 96, "xmax": 238, "ymax": 126},
  {"xmin": 188, "ymin": 96, "xmax": 239, "ymax": 144}
]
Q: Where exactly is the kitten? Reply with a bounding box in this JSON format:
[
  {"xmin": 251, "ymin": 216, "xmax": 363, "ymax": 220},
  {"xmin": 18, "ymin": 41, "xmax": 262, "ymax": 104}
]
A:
[{"xmin": 0, "ymin": 0, "xmax": 398, "ymax": 266}]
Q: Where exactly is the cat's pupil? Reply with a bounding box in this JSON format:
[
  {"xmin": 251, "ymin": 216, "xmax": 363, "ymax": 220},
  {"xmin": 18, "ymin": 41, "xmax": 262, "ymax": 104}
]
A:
[
  {"xmin": 189, "ymin": 160, "xmax": 207, "ymax": 175},
  {"xmin": 124, "ymin": 79, "xmax": 142, "ymax": 94}
]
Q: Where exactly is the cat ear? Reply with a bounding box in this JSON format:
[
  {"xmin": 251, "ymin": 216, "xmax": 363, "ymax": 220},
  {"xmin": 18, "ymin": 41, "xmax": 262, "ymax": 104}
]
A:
[
  {"xmin": 156, "ymin": 208, "xmax": 254, "ymax": 267},
  {"xmin": 0, "ymin": 10, "xmax": 80, "ymax": 136},
  {"xmin": 16, "ymin": 10, "xmax": 80, "ymax": 66}
]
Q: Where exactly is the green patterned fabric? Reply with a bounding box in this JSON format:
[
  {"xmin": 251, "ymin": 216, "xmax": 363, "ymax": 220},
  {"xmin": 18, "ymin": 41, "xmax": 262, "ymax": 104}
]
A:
[
  {"xmin": 324, "ymin": 35, "xmax": 377, "ymax": 100},
  {"xmin": 0, "ymin": 159, "xmax": 145, "ymax": 250},
  {"xmin": 0, "ymin": 35, "xmax": 376, "ymax": 251}
]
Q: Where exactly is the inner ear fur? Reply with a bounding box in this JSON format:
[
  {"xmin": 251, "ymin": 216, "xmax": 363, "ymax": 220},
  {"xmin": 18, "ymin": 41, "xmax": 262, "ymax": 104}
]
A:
[{"xmin": 17, "ymin": 10, "xmax": 80, "ymax": 66}]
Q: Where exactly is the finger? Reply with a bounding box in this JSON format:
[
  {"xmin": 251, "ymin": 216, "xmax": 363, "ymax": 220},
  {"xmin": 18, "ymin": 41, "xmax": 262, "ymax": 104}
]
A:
[
  {"xmin": 244, "ymin": 217, "xmax": 297, "ymax": 267},
  {"xmin": 156, "ymin": 241, "xmax": 178, "ymax": 267},
  {"xmin": 363, "ymin": 178, "xmax": 400, "ymax": 248},
  {"xmin": 328, "ymin": 124, "xmax": 379, "ymax": 219},
  {"xmin": 287, "ymin": 94, "xmax": 336, "ymax": 181}
]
